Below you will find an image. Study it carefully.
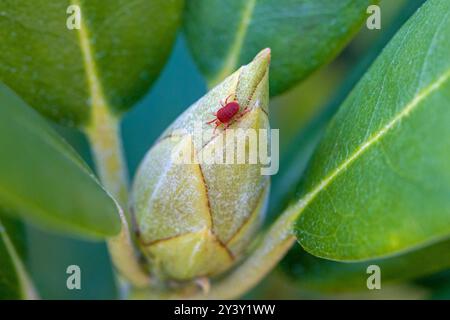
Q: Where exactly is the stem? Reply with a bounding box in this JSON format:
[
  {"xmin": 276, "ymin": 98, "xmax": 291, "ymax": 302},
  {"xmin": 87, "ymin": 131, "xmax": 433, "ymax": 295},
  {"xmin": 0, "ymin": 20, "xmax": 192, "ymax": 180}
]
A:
[
  {"xmin": 74, "ymin": 6, "xmax": 149, "ymax": 290},
  {"xmin": 85, "ymin": 102, "xmax": 150, "ymax": 289}
]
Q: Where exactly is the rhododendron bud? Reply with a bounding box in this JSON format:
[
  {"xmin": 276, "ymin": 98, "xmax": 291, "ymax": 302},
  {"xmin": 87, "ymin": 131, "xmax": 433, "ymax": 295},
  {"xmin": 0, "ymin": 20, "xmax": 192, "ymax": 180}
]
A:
[{"xmin": 131, "ymin": 49, "xmax": 272, "ymax": 281}]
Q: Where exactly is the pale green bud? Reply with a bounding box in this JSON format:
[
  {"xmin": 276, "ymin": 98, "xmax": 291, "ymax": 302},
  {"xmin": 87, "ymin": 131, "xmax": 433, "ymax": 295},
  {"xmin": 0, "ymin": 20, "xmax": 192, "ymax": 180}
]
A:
[{"xmin": 131, "ymin": 49, "xmax": 271, "ymax": 281}]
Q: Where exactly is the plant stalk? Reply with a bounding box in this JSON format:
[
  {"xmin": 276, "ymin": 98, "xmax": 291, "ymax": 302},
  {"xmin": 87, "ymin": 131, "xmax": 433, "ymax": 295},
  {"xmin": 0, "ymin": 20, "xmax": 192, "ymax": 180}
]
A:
[{"xmin": 85, "ymin": 102, "xmax": 150, "ymax": 289}]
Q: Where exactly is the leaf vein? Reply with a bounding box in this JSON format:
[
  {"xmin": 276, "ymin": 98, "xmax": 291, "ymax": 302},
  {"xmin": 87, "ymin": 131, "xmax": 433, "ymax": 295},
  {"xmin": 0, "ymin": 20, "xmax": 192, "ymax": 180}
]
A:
[{"xmin": 208, "ymin": 0, "xmax": 256, "ymax": 86}]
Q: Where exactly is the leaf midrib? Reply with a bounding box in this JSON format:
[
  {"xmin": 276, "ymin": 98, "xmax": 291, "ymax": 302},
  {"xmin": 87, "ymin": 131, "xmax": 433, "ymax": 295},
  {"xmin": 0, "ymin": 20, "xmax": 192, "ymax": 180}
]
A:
[{"xmin": 208, "ymin": 0, "xmax": 257, "ymax": 87}]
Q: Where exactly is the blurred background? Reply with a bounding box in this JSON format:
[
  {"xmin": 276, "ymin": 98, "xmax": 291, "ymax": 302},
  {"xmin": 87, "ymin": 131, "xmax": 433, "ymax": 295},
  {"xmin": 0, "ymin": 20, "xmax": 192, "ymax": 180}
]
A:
[{"xmin": 23, "ymin": 0, "xmax": 449, "ymax": 299}]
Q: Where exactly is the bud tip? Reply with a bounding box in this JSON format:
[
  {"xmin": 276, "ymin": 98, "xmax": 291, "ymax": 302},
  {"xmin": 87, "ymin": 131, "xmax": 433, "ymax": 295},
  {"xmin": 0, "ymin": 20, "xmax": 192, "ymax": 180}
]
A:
[{"xmin": 257, "ymin": 48, "xmax": 271, "ymax": 62}]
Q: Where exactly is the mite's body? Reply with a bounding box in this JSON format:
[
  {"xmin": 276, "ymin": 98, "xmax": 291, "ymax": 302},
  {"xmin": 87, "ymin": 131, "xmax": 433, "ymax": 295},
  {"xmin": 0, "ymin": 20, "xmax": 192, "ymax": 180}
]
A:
[{"xmin": 206, "ymin": 94, "xmax": 249, "ymax": 132}]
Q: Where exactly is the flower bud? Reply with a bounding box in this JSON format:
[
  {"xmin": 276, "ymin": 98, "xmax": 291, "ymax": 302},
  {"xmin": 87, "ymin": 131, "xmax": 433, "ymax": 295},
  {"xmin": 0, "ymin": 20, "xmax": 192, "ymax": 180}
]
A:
[{"xmin": 131, "ymin": 49, "xmax": 271, "ymax": 281}]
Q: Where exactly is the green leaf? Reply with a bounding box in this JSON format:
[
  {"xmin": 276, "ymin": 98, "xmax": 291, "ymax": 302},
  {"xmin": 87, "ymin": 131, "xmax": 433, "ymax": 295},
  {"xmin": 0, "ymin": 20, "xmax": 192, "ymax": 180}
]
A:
[
  {"xmin": 293, "ymin": 0, "xmax": 450, "ymax": 261},
  {"xmin": 0, "ymin": 0, "xmax": 183, "ymax": 127},
  {"xmin": 269, "ymin": 0, "xmax": 428, "ymax": 223},
  {"xmin": 282, "ymin": 239, "xmax": 450, "ymax": 293},
  {"xmin": 0, "ymin": 83, "xmax": 121, "ymax": 238},
  {"xmin": 184, "ymin": 0, "xmax": 373, "ymax": 95},
  {"xmin": 0, "ymin": 215, "xmax": 24, "ymax": 299}
]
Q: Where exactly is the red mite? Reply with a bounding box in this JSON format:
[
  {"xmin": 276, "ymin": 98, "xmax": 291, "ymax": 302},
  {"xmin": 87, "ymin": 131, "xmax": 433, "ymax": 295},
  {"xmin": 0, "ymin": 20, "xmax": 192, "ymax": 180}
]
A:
[{"xmin": 206, "ymin": 94, "xmax": 249, "ymax": 132}]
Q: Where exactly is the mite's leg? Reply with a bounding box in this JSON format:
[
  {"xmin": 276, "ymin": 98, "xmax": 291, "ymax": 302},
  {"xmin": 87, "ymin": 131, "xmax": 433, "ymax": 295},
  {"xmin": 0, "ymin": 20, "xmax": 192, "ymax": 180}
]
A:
[
  {"xmin": 223, "ymin": 93, "xmax": 234, "ymax": 106},
  {"xmin": 235, "ymin": 107, "xmax": 250, "ymax": 123},
  {"xmin": 206, "ymin": 117, "xmax": 217, "ymax": 125},
  {"xmin": 240, "ymin": 106, "xmax": 250, "ymax": 116},
  {"xmin": 212, "ymin": 120, "xmax": 222, "ymax": 134}
]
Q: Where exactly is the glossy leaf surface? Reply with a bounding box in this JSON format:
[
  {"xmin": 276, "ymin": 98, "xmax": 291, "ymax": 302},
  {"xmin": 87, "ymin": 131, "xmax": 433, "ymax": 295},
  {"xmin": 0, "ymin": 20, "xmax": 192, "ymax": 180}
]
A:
[{"xmin": 294, "ymin": 0, "xmax": 450, "ymax": 261}]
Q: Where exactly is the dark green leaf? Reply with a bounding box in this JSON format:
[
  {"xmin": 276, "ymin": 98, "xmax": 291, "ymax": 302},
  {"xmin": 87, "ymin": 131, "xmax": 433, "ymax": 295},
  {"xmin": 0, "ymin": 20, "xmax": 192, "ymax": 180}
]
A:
[
  {"xmin": 0, "ymin": 0, "xmax": 183, "ymax": 126},
  {"xmin": 184, "ymin": 0, "xmax": 373, "ymax": 95},
  {"xmin": 294, "ymin": 0, "xmax": 450, "ymax": 260},
  {"xmin": 0, "ymin": 83, "xmax": 120, "ymax": 238}
]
